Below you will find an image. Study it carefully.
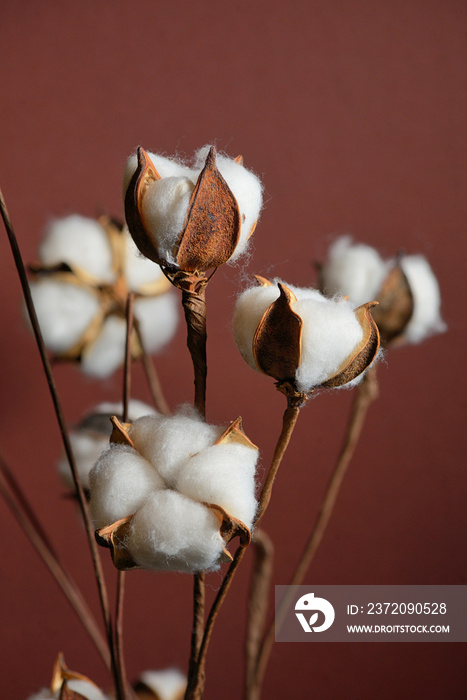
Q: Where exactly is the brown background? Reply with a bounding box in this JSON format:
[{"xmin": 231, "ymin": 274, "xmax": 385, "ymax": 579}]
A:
[{"xmin": 0, "ymin": 1, "xmax": 466, "ymax": 698}]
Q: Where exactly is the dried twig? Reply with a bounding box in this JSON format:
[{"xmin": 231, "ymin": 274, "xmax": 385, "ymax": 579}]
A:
[
  {"xmin": 0, "ymin": 190, "xmax": 124, "ymax": 698},
  {"xmin": 0, "ymin": 453, "xmax": 110, "ymax": 668},
  {"xmin": 251, "ymin": 368, "xmax": 379, "ymax": 698}
]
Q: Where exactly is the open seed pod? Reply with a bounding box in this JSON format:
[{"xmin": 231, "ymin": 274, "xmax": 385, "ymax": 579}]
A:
[
  {"xmin": 124, "ymin": 146, "xmax": 263, "ymax": 280},
  {"xmin": 28, "ymin": 214, "xmax": 178, "ymax": 378},
  {"xmin": 234, "ymin": 277, "xmax": 380, "ymax": 399},
  {"xmin": 46, "ymin": 653, "xmax": 107, "ymax": 700},
  {"xmin": 90, "ymin": 408, "xmax": 259, "ymax": 573},
  {"xmin": 319, "ymin": 236, "xmax": 446, "ymax": 347}
]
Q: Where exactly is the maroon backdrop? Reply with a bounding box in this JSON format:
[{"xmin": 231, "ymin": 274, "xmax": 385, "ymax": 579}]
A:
[{"xmin": 1, "ymin": 2, "xmax": 465, "ymax": 698}]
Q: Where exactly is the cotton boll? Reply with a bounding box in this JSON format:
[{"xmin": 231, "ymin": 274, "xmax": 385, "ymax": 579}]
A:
[
  {"xmin": 89, "ymin": 444, "xmax": 164, "ymax": 529},
  {"xmin": 138, "ymin": 669, "xmax": 186, "ymax": 700},
  {"xmin": 176, "ymin": 443, "xmax": 258, "ymax": 529},
  {"xmin": 38, "ymin": 215, "xmax": 116, "ymax": 284},
  {"xmin": 322, "ymin": 236, "xmax": 390, "ymax": 306},
  {"xmin": 134, "ymin": 293, "xmax": 179, "ymax": 354},
  {"xmin": 233, "ymin": 284, "xmax": 281, "ymax": 370},
  {"xmin": 141, "ymin": 177, "xmax": 195, "ymax": 267},
  {"xmin": 399, "ymin": 255, "xmax": 447, "ymax": 343},
  {"xmin": 294, "ymin": 297, "xmax": 364, "ymax": 391},
  {"xmin": 81, "ymin": 315, "xmax": 127, "ymax": 378},
  {"xmin": 30, "ymin": 279, "xmax": 101, "ymax": 353},
  {"xmin": 127, "ymin": 490, "xmax": 225, "ymax": 572},
  {"xmin": 130, "ymin": 409, "xmax": 223, "ymax": 486}
]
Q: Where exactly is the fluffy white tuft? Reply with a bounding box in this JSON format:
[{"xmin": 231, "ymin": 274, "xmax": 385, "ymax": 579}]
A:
[
  {"xmin": 130, "ymin": 408, "xmax": 223, "ymax": 486},
  {"xmin": 233, "ymin": 283, "xmax": 281, "ymax": 370},
  {"xmin": 30, "ymin": 279, "xmax": 100, "ymax": 353},
  {"xmin": 39, "ymin": 215, "xmax": 115, "ymax": 283},
  {"xmin": 141, "ymin": 176, "xmax": 195, "ymax": 267},
  {"xmin": 126, "ymin": 490, "xmax": 226, "ymax": 572},
  {"xmin": 294, "ymin": 296, "xmax": 364, "ymax": 390},
  {"xmin": 26, "ymin": 680, "xmax": 109, "ymax": 700},
  {"xmin": 58, "ymin": 400, "xmax": 157, "ymax": 490},
  {"xmin": 90, "ymin": 444, "xmax": 164, "ymax": 529},
  {"xmin": 321, "ymin": 236, "xmax": 390, "ymax": 306},
  {"xmin": 176, "ymin": 442, "xmax": 258, "ymax": 529},
  {"xmin": 80, "ymin": 315, "xmax": 127, "ymax": 378},
  {"xmin": 138, "ymin": 668, "xmax": 187, "ymax": 700},
  {"xmin": 399, "ymin": 255, "xmax": 447, "ymax": 343},
  {"xmin": 134, "ymin": 293, "xmax": 179, "ymax": 354}
]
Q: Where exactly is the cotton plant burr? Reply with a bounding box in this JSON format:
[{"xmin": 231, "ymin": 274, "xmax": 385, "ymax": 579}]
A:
[
  {"xmin": 27, "ymin": 654, "xmax": 110, "ymax": 700},
  {"xmin": 233, "ymin": 276, "xmax": 380, "ymax": 406},
  {"xmin": 89, "ymin": 406, "xmax": 259, "ymax": 573},
  {"xmin": 319, "ymin": 236, "xmax": 446, "ymax": 346},
  {"xmin": 57, "ymin": 400, "xmax": 156, "ymax": 492},
  {"xmin": 123, "ymin": 145, "xmax": 263, "ymax": 283},
  {"xmin": 28, "ymin": 214, "xmax": 178, "ymax": 378}
]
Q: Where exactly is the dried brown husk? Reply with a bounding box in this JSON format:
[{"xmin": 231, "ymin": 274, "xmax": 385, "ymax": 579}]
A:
[
  {"xmin": 95, "ymin": 514, "xmax": 138, "ymax": 571},
  {"xmin": 51, "ymin": 653, "xmax": 100, "ymax": 699},
  {"xmin": 321, "ymin": 301, "xmax": 380, "ymax": 388},
  {"xmin": 28, "ymin": 215, "xmax": 170, "ymax": 364},
  {"xmin": 372, "ymin": 263, "xmax": 414, "ymax": 346},
  {"xmin": 125, "ymin": 146, "xmax": 241, "ymax": 273},
  {"xmin": 214, "ymin": 416, "xmax": 258, "ymax": 450},
  {"xmin": 253, "ymin": 283, "xmax": 302, "ymax": 383}
]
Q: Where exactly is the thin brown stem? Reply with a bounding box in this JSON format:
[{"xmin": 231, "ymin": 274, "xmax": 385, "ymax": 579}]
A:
[
  {"xmin": 252, "ymin": 368, "xmax": 379, "ymax": 699},
  {"xmin": 112, "ymin": 293, "xmax": 137, "ymax": 700},
  {"xmin": 0, "ymin": 452, "xmax": 110, "ymax": 668},
  {"xmin": 256, "ymin": 401, "xmax": 302, "ymax": 522},
  {"xmin": 122, "ymin": 293, "xmax": 135, "ymax": 423},
  {"xmin": 0, "ymin": 190, "xmax": 119, "ymax": 693},
  {"xmin": 181, "ymin": 285, "xmax": 207, "ymax": 418},
  {"xmin": 187, "ymin": 398, "xmax": 302, "ymax": 699},
  {"xmin": 115, "ymin": 570, "xmax": 129, "ymax": 700},
  {"xmin": 133, "ymin": 319, "xmax": 170, "ymax": 415},
  {"xmin": 186, "ymin": 571, "xmax": 206, "ymax": 697},
  {"xmin": 244, "ymin": 530, "xmax": 274, "ymax": 699}
]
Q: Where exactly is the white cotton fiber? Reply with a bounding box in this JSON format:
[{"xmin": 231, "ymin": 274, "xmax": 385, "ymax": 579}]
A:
[
  {"xmin": 39, "ymin": 215, "xmax": 115, "ymax": 284},
  {"xmin": 30, "ymin": 279, "xmax": 100, "ymax": 353},
  {"xmin": 233, "ymin": 283, "xmax": 281, "ymax": 370},
  {"xmin": 321, "ymin": 236, "xmax": 389, "ymax": 306},
  {"xmin": 193, "ymin": 146, "xmax": 263, "ymax": 259},
  {"xmin": 138, "ymin": 668, "xmax": 186, "ymax": 700},
  {"xmin": 58, "ymin": 399, "xmax": 157, "ymax": 491},
  {"xmin": 123, "ymin": 230, "xmax": 167, "ymax": 292},
  {"xmin": 399, "ymin": 255, "xmax": 447, "ymax": 343},
  {"xmin": 176, "ymin": 443, "xmax": 258, "ymax": 529},
  {"xmin": 123, "ymin": 151, "xmax": 195, "ymax": 196},
  {"xmin": 130, "ymin": 409, "xmax": 223, "ymax": 486},
  {"xmin": 65, "ymin": 680, "xmax": 108, "ymax": 700},
  {"xmin": 89, "ymin": 444, "xmax": 164, "ymax": 529},
  {"xmin": 81, "ymin": 315, "xmax": 127, "ymax": 378},
  {"xmin": 127, "ymin": 490, "xmax": 225, "ymax": 572},
  {"xmin": 294, "ymin": 296, "xmax": 364, "ymax": 390},
  {"xmin": 134, "ymin": 293, "xmax": 179, "ymax": 353},
  {"xmin": 141, "ymin": 176, "xmax": 195, "ymax": 267}
]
